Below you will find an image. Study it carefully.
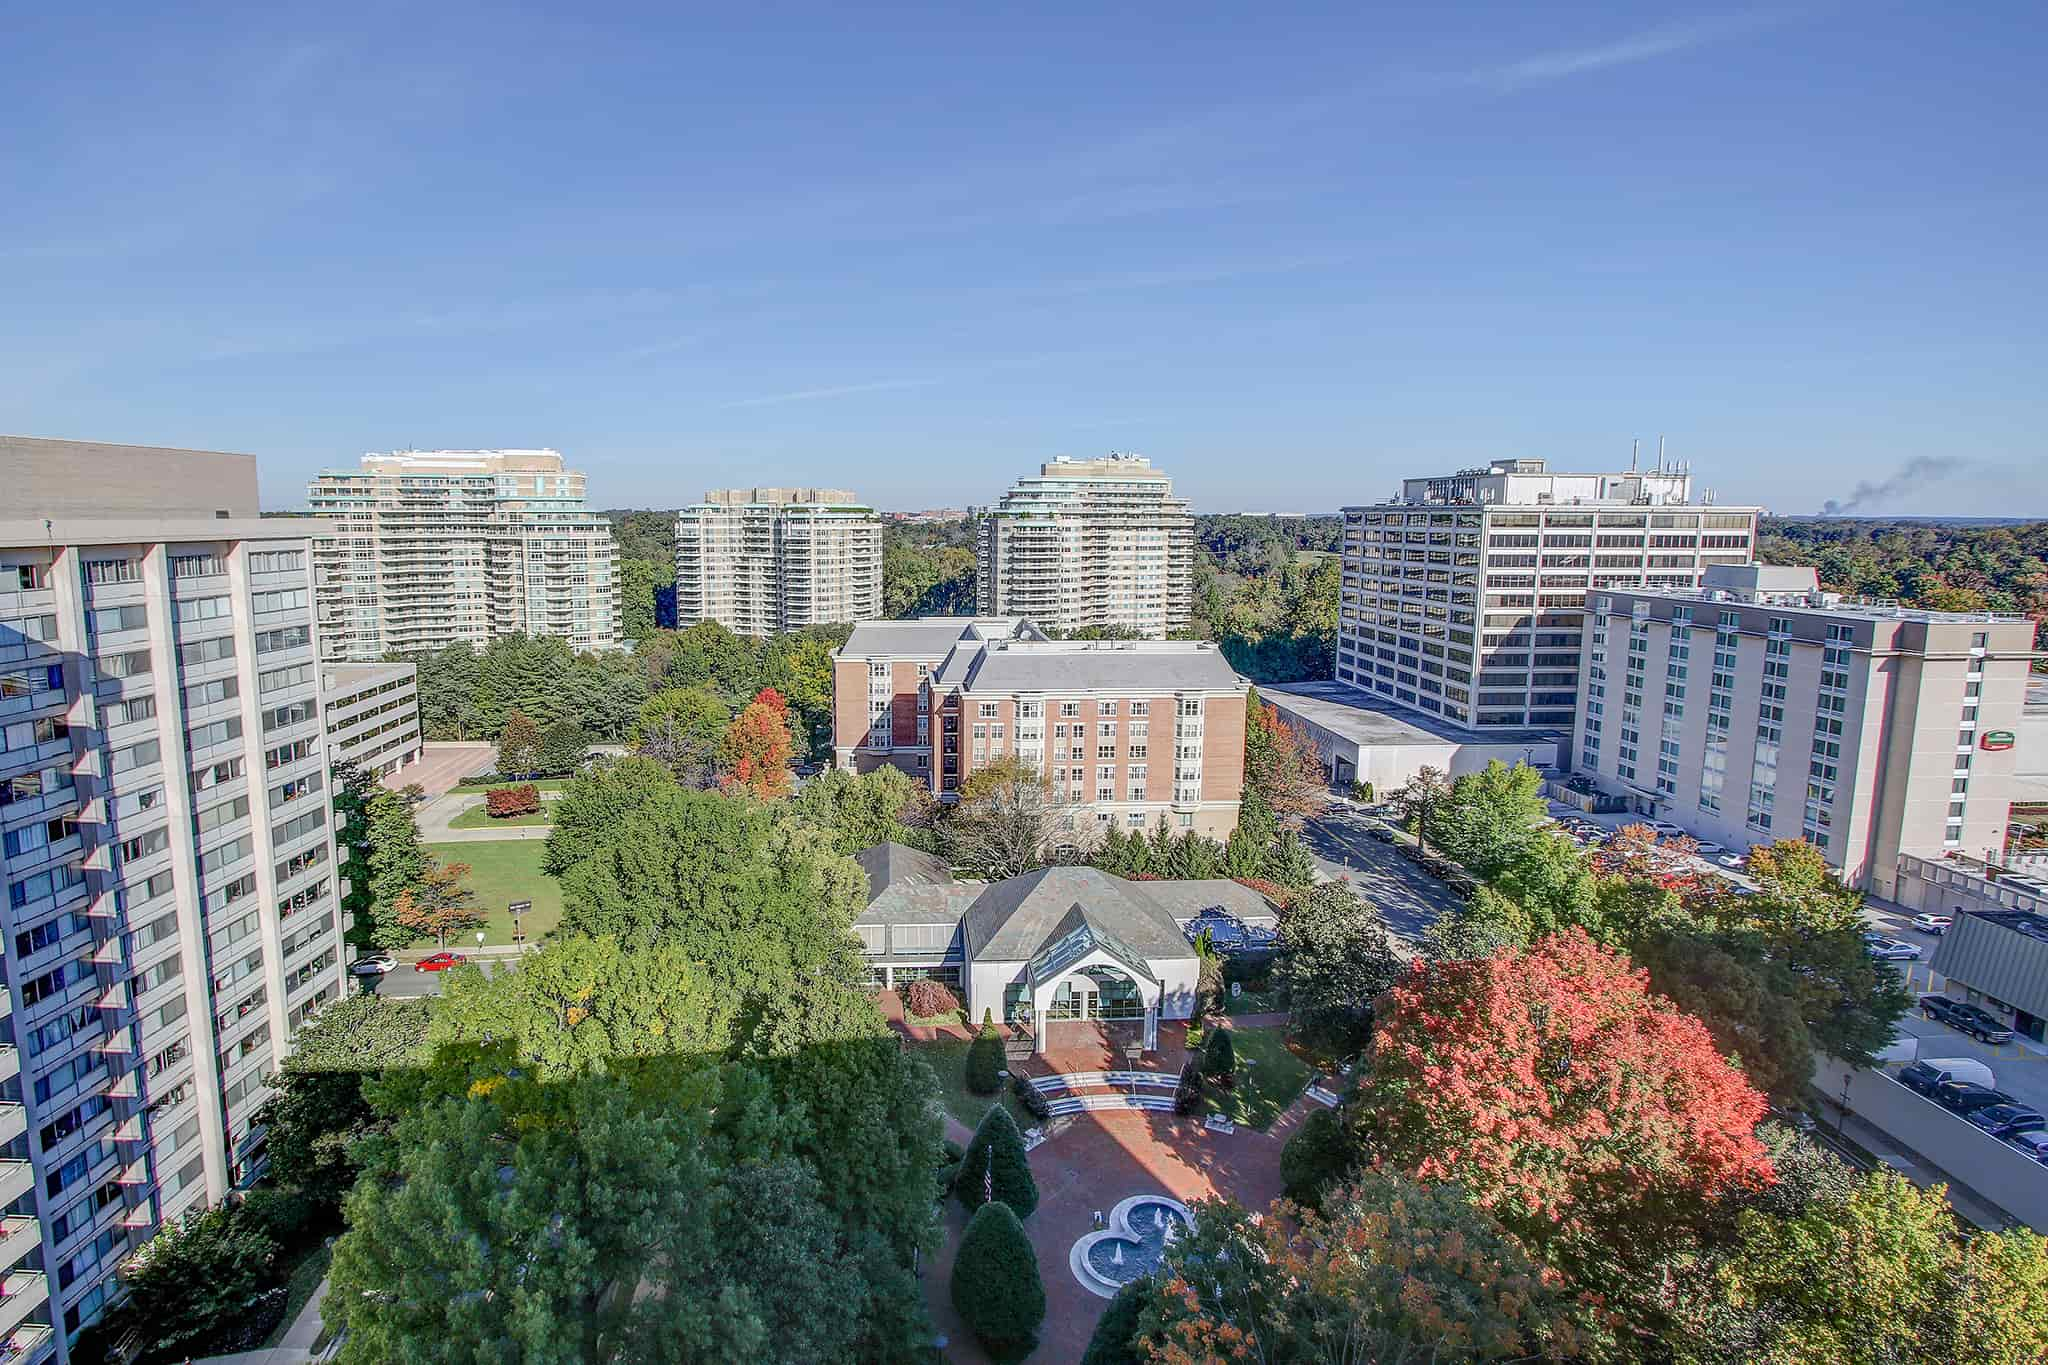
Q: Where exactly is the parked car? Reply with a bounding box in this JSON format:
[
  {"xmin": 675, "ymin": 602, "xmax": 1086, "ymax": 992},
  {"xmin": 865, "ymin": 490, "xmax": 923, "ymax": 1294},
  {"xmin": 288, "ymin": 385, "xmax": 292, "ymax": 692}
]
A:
[
  {"xmin": 349, "ymin": 952, "xmax": 397, "ymax": 976},
  {"xmin": 1966, "ymin": 1104, "xmax": 2046, "ymax": 1139},
  {"xmin": 2007, "ymin": 1131, "xmax": 2048, "ymax": 1164},
  {"xmin": 1692, "ymin": 841, "xmax": 1728, "ymax": 857},
  {"xmin": 1864, "ymin": 936, "xmax": 1922, "ymax": 962},
  {"xmin": 1900, "ymin": 1057, "xmax": 1999, "ymax": 1095},
  {"xmin": 1920, "ymin": 995, "xmax": 2016, "ymax": 1043},
  {"xmin": 1641, "ymin": 820, "xmax": 1686, "ymax": 837},
  {"xmin": 416, "ymin": 952, "xmax": 469, "ymax": 972},
  {"xmin": 1910, "ymin": 913, "xmax": 1954, "ymax": 935},
  {"xmin": 1933, "ymin": 1081, "xmax": 2020, "ymax": 1116},
  {"xmin": 1364, "ymin": 823, "xmax": 1394, "ymax": 843},
  {"xmin": 1715, "ymin": 851, "xmax": 1746, "ymax": 868}
]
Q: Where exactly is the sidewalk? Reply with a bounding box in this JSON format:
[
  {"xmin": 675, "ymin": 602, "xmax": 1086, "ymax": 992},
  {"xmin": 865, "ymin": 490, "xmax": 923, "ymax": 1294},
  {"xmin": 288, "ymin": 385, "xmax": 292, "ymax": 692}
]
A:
[{"xmin": 193, "ymin": 1275, "xmax": 332, "ymax": 1365}]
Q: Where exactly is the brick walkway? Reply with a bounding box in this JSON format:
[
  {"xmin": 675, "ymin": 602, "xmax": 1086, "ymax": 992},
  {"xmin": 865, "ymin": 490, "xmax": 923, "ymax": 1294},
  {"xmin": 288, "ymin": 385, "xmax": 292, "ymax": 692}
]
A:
[{"xmin": 886, "ymin": 994, "xmax": 1333, "ymax": 1362}]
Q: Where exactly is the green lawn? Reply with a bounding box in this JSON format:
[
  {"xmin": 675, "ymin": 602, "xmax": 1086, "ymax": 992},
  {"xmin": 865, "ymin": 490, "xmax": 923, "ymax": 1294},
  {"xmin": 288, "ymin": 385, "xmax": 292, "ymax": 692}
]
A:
[
  {"xmin": 262, "ymin": 1240, "xmax": 334, "ymax": 1349},
  {"xmin": 906, "ymin": 1036, "xmax": 1023, "ymax": 1132},
  {"xmin": 1207, "ymin": 1025, "xmax": 1313, "ymax": 1130},
  {"xmin": 447, "ymin": 801, "xmax": 556, "ymax": 830},
  {"xmin": 426, "ymin": 839, "xmax": 563, "ymax": 945},
  {"xmin": 1222, "ymin": 987, "xmax": 1284, "ymax": 1016},
  {"xmin": 450, "ymin": 777, "xmax": 573, "ymax": 795}
]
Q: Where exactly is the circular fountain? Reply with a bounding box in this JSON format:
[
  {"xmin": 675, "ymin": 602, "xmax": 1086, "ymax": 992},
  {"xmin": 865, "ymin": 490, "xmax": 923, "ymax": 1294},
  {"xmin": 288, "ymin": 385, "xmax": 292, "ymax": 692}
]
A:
[{"xmin": 1068, "ymin": 1194, "xmax": 1193, "ymax": 1297}]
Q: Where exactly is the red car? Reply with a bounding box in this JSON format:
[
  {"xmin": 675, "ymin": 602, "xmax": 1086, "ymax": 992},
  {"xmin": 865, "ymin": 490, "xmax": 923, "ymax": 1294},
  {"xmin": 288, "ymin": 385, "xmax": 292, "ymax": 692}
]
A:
[{"xmin": 416, "ymin": 952, "xmax": 469, "ymax": 972}]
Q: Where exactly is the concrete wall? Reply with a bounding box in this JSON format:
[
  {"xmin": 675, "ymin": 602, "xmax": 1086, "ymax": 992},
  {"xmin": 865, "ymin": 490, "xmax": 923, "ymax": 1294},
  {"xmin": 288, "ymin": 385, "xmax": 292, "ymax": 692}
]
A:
[
  {"xmin": 2, "ymin": 434, "xmax": 260, "ymax": 518},
  {"xmin": 1815, "ymin": 1056, "xmax": 2048, "ymax": 1233}
]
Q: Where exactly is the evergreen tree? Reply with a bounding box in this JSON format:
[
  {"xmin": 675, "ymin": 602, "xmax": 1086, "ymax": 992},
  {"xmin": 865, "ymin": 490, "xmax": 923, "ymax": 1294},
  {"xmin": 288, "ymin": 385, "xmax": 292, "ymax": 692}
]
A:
[
  {"xmin": 329, "ymin": 759, "xmax": 382, "ymax": 947},
  {"xmin": 950, "ymin": 1201, "xmax": 1046, "ymax": 1364},
  {"xmin": 1202, "ymin": 1024, "xmax": 1236, "ymax": 1081},
  {"xmin": 1262, "ymin": 827, "xmax": 1317, "ymax": 887},
  {"xmin": 364, "ymin": 789, "xmax": 429, "ymax": 950},
  {"xmin": 535, "ymin": 718, "xmax": 591, "ymax": 775},
  {"xmin": 496, "ymin": 708, "xmax": 542, "ymax": 776},
  {"xmin": 1150, "ymin": 815, "xmax": 1179, "ymax": 873},
  {"xmin": 957, "ymin": 1103, "xmax": 1038, "ymax": 1219}
]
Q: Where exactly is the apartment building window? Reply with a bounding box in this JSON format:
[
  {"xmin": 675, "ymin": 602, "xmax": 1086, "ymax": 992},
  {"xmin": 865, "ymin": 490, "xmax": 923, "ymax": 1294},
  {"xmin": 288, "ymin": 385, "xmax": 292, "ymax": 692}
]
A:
[
  {"xmin": 84, "ymin": 558, "xmax": 141, "ymax": 585},
  {"xmin": 1061, "ymin": 702, "xmax": 1079, "ymax": 718},
  {"xmin": 248, "ymin": 550, "xmax": 305, "ymax": 574}
]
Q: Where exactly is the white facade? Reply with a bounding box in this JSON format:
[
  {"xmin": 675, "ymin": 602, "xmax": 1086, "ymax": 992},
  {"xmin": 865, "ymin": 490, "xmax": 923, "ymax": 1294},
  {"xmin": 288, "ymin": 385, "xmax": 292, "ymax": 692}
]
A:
[
  {"xmin": 1339, "ymin": 457, "xmax": 1761, "ymax": 730},
  {"xmin": 673, "ymin": 488, "xmax": 881, "ymax": 636},
  {"xmin": 319, "ymin": 662, "xmax": 421, "ymax": 779},
  {"xmin": 2, "ymin": 494, "xmax": 347, "ymax": 1356},
  {"xmin": 1573, "ymin": 565, "xmax": 2035, "ymax": 895},
  {"xmin": 976, "ymin": 456, "xmax": 1195, "ymax": 638},
  {"xmin": 307, "ymin": 449, "xmax": 620, "ymax": 660}
]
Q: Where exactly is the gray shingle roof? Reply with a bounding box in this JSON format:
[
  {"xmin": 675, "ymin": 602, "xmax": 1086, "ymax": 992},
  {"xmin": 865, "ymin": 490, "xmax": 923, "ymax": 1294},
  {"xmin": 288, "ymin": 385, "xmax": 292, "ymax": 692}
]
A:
[
  {"xmin": 854, "ymin": 842, "xmax": 954, "ymax": 901},
  {"xmin": 839, "ymin": 617, "xmax": 1041, "ymax": 660},
  {"xmin": 963, "ymin": 866, "xmax": 1193, "ymax": 962},
  {"xmin": 1138, "ymin": 879, "xmax": 1280, "ymax": 925}
]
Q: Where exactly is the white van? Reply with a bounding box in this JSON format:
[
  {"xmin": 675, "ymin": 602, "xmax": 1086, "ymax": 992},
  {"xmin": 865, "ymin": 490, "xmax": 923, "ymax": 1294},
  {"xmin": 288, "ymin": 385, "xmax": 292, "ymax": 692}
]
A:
[{"xmin": 1899, "ymin": 1056, "xmax": 1997, "ymax": 1096}]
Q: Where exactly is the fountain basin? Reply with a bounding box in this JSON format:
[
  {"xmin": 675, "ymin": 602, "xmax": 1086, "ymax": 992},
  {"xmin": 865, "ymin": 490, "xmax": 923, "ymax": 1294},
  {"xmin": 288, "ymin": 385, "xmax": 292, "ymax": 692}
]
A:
[{"xmin": 1067, "ymin": 1194, "xmax": 1193, "ymax": 1298}]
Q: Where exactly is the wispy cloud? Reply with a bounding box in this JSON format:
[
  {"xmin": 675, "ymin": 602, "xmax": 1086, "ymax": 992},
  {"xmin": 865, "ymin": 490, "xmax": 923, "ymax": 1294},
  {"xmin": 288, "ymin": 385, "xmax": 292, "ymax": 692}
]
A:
[
  {"xmin": 1476, "ymin": 13, "xmax": 1791, "ymax": 92},
  {"xmin": 718, "ymin": 377, "xmax": 942, "ymax": 409}
]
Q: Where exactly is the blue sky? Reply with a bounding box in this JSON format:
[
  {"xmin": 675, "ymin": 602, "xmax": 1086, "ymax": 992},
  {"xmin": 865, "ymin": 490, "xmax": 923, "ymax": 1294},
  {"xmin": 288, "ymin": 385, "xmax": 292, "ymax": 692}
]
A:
[{"xmin": 4, "ymin": 2, "xmax": 2043, "ymax": 515}]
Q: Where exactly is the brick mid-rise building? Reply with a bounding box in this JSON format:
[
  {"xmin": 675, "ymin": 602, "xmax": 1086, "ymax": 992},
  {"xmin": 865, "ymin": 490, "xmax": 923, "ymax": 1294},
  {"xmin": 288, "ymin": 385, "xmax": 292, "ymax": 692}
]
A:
[{"xmin": 833, "ymin": 618, "xmax": 1247, "ymax": 842}]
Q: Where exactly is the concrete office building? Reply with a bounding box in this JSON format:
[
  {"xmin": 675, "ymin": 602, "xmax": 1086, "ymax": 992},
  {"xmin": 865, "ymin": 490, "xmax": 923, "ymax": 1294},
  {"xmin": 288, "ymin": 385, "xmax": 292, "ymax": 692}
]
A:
[
  {"xmin": 319, "ymin": 662, "xmax": 421, "ymax": 779},
  {"xmin": 976, "ymin": 456, "xmax": 1195, "ymax": 638},
  {"xmin": 306, "ymin": 449, "xmax": 619, "ymax": 660},
  {"xmin": 1571, "ymin": 564, "xmax": 2033, "ymax": 895},
  {"xmin": 672, "ymin": 488, "xmax": 882, "ymax": 636},
  {"xmin": 0, "ymin": 438, "xmax": 347, "ymax": 1359},
  {"xmin": 1339, "ymin": 456, "xmax": 1761, "ymax": 730},
  {"xmin": 1261, "ymin": 680, "xmax": 1560, "ymax": 793},
  {"xmin": 833, "ymin": 618, "xmax": 1247, "ymax": 840}
]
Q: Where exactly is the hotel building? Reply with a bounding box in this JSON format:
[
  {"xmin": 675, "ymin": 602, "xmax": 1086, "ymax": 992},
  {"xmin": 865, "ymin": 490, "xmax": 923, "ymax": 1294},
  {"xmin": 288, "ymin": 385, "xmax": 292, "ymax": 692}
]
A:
[
  {"xmin": 0, "ymin": 436, "xmax": 348, "ymax": 1358},
  {"xmin": 672, "ymin": 488, "xmax": 882, "ymax": 636},
  {"xmin": 833, "ymin": 618, "xmax": 1246, "ymax": 840},
  {"xmin": 1572, "ymin": 564, "xmax": 2034, "ymax": 895},
  {"xmin": 306, "ymin": 449, "xmax": 619, "ymax": 660},
  {"xmin": 976, "ymin": 456, "xmax": 1195, "ymax": 638},
  {"xmin": 1339, "ymin": 457, "xmax": 1762, "ymax": 730}
]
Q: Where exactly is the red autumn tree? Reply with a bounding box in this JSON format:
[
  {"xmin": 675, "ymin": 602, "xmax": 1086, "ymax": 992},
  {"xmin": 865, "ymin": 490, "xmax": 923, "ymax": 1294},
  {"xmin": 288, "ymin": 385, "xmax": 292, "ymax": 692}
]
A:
[
  {"xmin": 1355, "ymin": 928, "xmax": 1774, "ymax": 1251},
  {"xmin": 1244, "ymin": 700, "xmax": 1329, "ymax": 829},
  {"xmin": 719, "ymin": 687, "xmax": 795, "ymax": 800}
]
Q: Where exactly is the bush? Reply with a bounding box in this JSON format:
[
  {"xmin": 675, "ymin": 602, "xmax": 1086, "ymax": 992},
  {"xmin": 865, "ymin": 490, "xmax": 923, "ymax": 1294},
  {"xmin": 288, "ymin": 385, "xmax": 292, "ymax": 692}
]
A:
[
  {"xmin": 1013, "ymin": 1072, "xmax": 1052, "ymax": 1121},
  {"xmin": 957, "ymin": 1103, "xmax": 1038, "ymax": 1219},
  {"xmin": 1202, "ymin": 1026, "xmax": 1236, "ymax": 1084},
  {"xmin": 951, "ymin": 1201, "xmax": 1046, "ymax": 1363},
  {"xmin": 1350, "ymin": 780, "xmax": 1374, "ymax": 803},
  {"xmin": 1281, "ymin": 1106, "xmax": 1354, "ymax": 1208},
  {"xmin": 485, "ymin": 783, "xmax": 542, "ymax": 818},
  {"xmin": 966, "ymin": 1014, "xmax": 1004, "ymax": 1096},
  {"xmin": 1081, "ymin": 1276, "xmax": 1155, "ymax": 1365},
  {"xmin": 935, "ymin": 1135, "xmax": 967, "ymax": 1201},
  {"xmin": 1195, "ymin": 950, "xmax": 1225, "ymax": 1019},
  {"xmin": 1173, "ymin": 1059, "xmax": 1205, "ymax": 1116},
  {"xmin": 905, "ymin": 978, "xmax": 960, "ymax": 1020}
]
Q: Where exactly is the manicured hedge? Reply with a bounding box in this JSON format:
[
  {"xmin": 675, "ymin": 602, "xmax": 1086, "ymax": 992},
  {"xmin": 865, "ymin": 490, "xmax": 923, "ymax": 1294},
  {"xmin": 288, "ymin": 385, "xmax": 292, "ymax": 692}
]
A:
[
  {"xmin": 1012, "ymin": 1073, "xmax": 1051, "ymax": 1121},
  {"xmin": 951, "ymin": 1201, "xmax": 1045, "ymax": 1363},
  {"xmin": 485, "ymin": 783, "xmax": 542, "ymax": 818}
]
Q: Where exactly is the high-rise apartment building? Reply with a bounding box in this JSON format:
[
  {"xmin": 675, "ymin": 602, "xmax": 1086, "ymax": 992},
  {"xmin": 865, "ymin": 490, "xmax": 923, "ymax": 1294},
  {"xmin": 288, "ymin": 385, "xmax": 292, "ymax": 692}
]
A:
[
  {"xmin": 1573, "ymin": 564, "xmax": 2033, "ymax": 895},
  {"xmin": 672, "ymin": 489, "xmax": 882, "ymax": 636},
  {"xmin": 306, "ymin": 449, "xmax": 620, "ymax": 660},
  {"xmin": 0, "ymin": 437, "xmax": 347, "ymax": 1359},
  {"xmin": 976, "ymin": 456, "xmax": 1195, "ymax": 638},
  {"xmin": 833, "ymin": 618, "xmax": 1247, "ymax": 839},
  {"xmin": 1338, "ymin": 457, "xmax": 1761, "ymax": 729}
]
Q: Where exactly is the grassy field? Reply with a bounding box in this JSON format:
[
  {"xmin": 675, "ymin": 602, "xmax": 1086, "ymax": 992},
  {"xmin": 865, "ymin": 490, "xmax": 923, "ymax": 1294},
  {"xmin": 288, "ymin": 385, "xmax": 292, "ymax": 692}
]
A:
[
  {"xmin": 907, "ymin": 1036, "xmax": 1022, "ymax": 1132},
  {"xmin": 1206, "ymin": 1025, "xmax": 1312, "ymax": 1130},
  {"xmin": 447, "ymin": 802, "xmax": 555, "ymax": 830},
  {"xmin": 450, "ymin": 777, "xmax": 573, "ymax": 795},
  {"xmin": 426, "ymin": 839, "xmax": 563, "ymax": 944}
]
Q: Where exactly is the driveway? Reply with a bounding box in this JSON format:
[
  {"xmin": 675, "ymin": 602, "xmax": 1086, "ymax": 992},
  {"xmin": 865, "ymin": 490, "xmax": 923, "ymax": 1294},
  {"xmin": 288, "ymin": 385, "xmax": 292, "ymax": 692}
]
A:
[
  {"xmin": 1299, "ymin": 801, "xmax": 1467, "ymax": 940},
  {"xmin": 385, "ymin": 742, "xmax": 493, "ymax": 796},
  {"xmin": 415, "ymin": 791, "xmax": 558, "ymax": 843}
]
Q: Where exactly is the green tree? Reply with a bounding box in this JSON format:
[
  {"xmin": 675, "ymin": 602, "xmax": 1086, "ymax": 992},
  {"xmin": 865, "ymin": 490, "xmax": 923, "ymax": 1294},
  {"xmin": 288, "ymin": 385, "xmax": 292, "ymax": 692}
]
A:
[
  {"xmin": 788, "ymin": 766, "xmax": 938, "ymax": 855},
  {"xmin": 618, "ymin": 556, "xmax": 669, "ymax": 641},
  {"xmin": 958, "ymin": 1103, "xmax": 1038, "ymax": 1218},
  {"xmin": 1426, "ymin": 759, "xmax": 1549, "ymax": 879},
  {"xmin": 402, "ymin": 642, "xmax": 482, "ymax": 739},
  {"xmin": 471, "ymin": 634, "xmax": 575, "ymax": 735},
  {"xmin": 330, "ymin": 758, "xmax": 382, "ymax": 947},
  {"xmin": 1080, "ymin": 1277, "xmax": 1154, "ymax": 1365},
  {"xmin": 535, "ymin": 718, "xmax": 591, "ymax": 775},
  {"xmin": 364, "ymin": 788, "xmax": 430, "ymax": 950},
  {"xmin": 631, "ymin": 684, "xmax": 731, "ymax": 785},
  {"xmin": 393, "ymin": 858, "xmax": 483, "ymax": 949},
  {"xmin": 759, "ymin": 627, "xmax": 848, "ymax": 761},
  {"xmin": 951, "ymin": 1201, "xmax": 1045, "ymax": 1363},
  {"xmin": 1279, "ymin": 1105, "xmax": 1353, "ymax": 1208},
  {"xmin": 1272, "ymin": 882, "xmax": 1404, "ymax": 1056},
  {"xmin": 1631, "ymin": 925, "xmax": 1816, "ymax": 1105},
  {"xmin": 496, "ymin": 708, "xmax": 542, "ymax": 776},
  {"xmin": 256, "ymin": 995, "xmax": 432, "ymax": 1213},
  {"xmin": 543, "ymin": 756, "xmax": 676, "ymax": 877},
  {"xmin": 1390, "ymin": 765, "xmax": 1451, "ymax": 857},
  {"xmin": 1260, "ymin": 827, "xmax": 1317, "ymax": 887},
  {"xmin": 118, "ymin": 1204, "xmax": 281, "ymax": 1361},
  {"xmin": 942, "ymin": 754, "xmax": 1076, "ymax": 878},
  {"xmin": 1202, "ymin": 1024, "xmax": 1236, "ymax": 1081}
]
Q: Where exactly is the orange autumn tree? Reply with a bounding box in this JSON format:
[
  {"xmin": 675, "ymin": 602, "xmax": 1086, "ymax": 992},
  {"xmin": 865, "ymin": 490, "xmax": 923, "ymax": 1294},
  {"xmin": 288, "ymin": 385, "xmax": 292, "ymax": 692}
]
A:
[
  {"xmin": 1353, "ymin": 929, "xmax": 1774, "ymax": 1275},
  {"xmin": 719, "ymin": 687, "xmax": 795, "ymax": 800}
]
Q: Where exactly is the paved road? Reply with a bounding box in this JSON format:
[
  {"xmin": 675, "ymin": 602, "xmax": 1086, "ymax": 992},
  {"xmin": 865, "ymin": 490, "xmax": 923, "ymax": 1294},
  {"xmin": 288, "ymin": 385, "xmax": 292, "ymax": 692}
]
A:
[
  {"xmin": 356, "ymin": 956, "xmax": 513, "ymax": 998},
  {"xmin": 415, "ymin": 790, "xmax": 558, "ymax": 842},
  {"xmin": 1300, "ymin": 802, "xmax": 1467, "ymax": 941}
]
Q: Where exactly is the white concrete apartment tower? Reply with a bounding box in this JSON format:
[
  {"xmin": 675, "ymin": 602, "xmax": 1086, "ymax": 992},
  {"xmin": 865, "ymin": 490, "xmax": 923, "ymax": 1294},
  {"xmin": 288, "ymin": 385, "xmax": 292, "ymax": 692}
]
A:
[
  {"xmin": 0, "ymin": 436, "xmax": 348, "ymax": 1360},
  {"xmin": 976, "ymin": 456, "xmax": 1195, "ymax": 638},
  {"xmin": 307, "ymin": 449, "xmax": 620, "ymax": 660},
  {"xmin": 1338, "ymin": 456, "xmax": 1762, "ymax": 730},
  {"xmin": 673, "ymin": 488, "xmax": 882, "ymax": 636}
]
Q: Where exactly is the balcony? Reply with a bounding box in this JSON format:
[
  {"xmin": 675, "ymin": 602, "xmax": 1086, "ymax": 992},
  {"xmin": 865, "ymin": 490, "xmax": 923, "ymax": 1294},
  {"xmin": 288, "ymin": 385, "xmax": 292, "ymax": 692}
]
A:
[
  {"xmin": 2, "ymin": 1325, "xmax": 54, "ymax": 1365},
  {"xmin": 0, "ymin": 1106, "xmax": 20, "ymax": 1149},
  {"xmin": 0, "ymin": 1165, "xmax": 28, "ymax": 1209},
  {"xmin": 0, "ymin": 1268, "xmax": 45, "ymax": 1340},
  {"xmin": 0, "ymin": 1050, "xmax": 14, "ymax": 1087},
  {"xmin": 0, "ymin": 1220, "xmax": 39, "ymax": 1276}
]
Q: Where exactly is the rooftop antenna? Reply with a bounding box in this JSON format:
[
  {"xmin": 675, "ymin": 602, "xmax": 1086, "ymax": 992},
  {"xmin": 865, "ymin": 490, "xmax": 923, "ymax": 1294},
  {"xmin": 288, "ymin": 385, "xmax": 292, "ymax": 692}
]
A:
[
  {"xmin": 1657, "ymin": 435, "xmax": 1666, "ymax": 474},
  {"xmin": 1630, "ymin": 438, "xmax": 1639, "ymax": 472}
]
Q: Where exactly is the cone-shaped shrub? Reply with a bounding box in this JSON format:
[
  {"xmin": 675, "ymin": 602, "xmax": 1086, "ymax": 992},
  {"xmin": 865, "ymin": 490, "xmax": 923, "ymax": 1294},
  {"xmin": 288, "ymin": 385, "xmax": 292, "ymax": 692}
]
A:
[
  {"xmin": 957, "ymin": 1102, "xmax": 1038, "ymax": 1218},
  {"xmin": 951, "ymin": 1200, "xmax": 1045, "ymax": 1363},
  {"xmin": 1202, "ymin": 1025, "xmax": 1236, "ymax": 1082}
]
